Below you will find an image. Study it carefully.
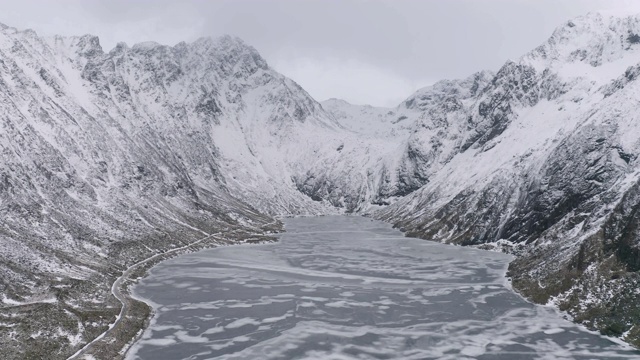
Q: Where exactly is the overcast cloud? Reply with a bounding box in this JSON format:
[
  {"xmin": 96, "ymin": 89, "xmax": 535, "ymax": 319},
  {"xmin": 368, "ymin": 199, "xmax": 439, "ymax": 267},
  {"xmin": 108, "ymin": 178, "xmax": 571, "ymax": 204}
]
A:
[{"xmin": 1, "ymin": 0, "xmax": 640, "ymax": 106}]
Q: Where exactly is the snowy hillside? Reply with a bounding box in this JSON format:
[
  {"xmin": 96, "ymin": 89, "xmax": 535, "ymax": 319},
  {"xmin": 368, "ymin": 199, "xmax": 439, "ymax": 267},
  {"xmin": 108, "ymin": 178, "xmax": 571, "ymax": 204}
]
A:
[
  {"xmin": 376, "ymin": 12, "xmax": 640, "ymax": 346},
  {"xmin": 0, "ymin": 25, "xmax": 343, "ymax": 358},
  {"xmin": 320, "ymin": 98, "xmax": 409, "ymax": 137},
  {"xmin": 303, "ymin": 70, "xmax": 495, "ymax": 211}
]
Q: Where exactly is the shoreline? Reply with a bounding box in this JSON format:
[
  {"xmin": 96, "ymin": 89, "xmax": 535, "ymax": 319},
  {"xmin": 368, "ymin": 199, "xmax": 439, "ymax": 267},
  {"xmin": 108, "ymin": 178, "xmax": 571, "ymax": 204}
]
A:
[
  {"xmin": 71, "ymin": 215, "xmax": 639, "ymax": 359},
  {"xmin": 122, "ymin": 238, "xmax": 283, "ymax": 359},
  {"xmin": 67, "ymin": 232, "xmax": 223, "ymax": 360},
  {"xmin": 402, "ymin": 227, "xmax": 640, "ymax": 351},
  {"xmin": 499, "ymin": 257, "xmax": 639, "ymax": 352},
  {"xmin": 67, "ymin": 228, "xmax": 280, "ymax": 360}
]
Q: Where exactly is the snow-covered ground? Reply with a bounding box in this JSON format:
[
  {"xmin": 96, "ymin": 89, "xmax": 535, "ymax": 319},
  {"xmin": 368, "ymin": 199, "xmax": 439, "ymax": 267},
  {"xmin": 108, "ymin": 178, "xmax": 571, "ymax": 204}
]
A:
[{"xmin": 2, "ymin": 10, "xmax": 640, "ymax": 358}]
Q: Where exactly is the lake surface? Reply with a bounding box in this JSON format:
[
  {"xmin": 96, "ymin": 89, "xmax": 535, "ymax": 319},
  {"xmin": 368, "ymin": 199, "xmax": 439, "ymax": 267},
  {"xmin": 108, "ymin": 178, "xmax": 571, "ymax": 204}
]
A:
[{"xmin": 126, "ymin": 216, "xmax": 639, "ymax": 359}]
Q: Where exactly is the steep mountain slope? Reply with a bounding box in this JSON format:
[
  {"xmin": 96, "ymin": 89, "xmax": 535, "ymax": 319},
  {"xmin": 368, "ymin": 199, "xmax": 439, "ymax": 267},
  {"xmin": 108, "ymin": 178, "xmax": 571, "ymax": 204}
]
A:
[
  {"xmin": 0, "ymin": 29, "xmax": 318, "ymax": 296},
  {"xmin": 374, "ymin": 12, "xmax": 640, "ymax": 345},
  {"xmin": 0, "ymin": 25, "xmax": 349, "ymax": 358}
]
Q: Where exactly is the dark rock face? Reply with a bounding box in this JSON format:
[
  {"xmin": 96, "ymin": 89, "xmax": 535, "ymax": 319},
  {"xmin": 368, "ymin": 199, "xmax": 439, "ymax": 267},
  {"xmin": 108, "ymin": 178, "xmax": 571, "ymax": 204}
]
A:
[
  {"xmin": 462, "ymin": 62, "xmax": 538, "ymax": 151},
  {"xmin": 604, "ymin": 181, "xmax": 640, "ymax": 272},
  {"xmin": 500, "ymin": 124, "xmax": 625, "ymax": 243}
]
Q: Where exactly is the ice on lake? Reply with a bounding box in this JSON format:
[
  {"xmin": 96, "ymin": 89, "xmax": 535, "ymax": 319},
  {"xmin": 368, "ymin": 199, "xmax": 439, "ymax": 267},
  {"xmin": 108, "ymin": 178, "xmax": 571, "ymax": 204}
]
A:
[{"xmin": 127, "ymin": 216, "xmax": 640, "ymax": 360}]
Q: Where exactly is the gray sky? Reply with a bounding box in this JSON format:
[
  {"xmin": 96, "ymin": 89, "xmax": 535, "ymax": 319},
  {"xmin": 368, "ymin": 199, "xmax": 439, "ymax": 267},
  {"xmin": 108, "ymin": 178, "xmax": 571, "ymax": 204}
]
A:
[{"xmin": 2, "ymin": 0, "xmax": 640, "ymax": 107}]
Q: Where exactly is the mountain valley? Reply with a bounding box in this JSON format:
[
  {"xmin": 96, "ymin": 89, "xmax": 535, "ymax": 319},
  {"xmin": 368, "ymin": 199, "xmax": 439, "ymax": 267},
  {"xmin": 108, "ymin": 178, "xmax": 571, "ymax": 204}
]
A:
[{"xmin": 0, "ymin": 11, "xmax": 640, "ymax": 359}]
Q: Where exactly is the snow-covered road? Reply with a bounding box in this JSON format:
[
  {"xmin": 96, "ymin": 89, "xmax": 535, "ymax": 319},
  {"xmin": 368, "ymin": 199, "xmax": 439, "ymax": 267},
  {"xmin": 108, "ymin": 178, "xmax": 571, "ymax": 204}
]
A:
[{"xmin": 67, "ymin": 232, "xmax": 222, "ymax": 360}]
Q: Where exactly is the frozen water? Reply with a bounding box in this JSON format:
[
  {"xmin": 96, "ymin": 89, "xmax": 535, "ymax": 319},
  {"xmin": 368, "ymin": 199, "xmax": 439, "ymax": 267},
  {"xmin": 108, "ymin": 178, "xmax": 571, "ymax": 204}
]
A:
[{"xmin": 127, "ymin": 216, "xmax": 640, "ymax": 359}]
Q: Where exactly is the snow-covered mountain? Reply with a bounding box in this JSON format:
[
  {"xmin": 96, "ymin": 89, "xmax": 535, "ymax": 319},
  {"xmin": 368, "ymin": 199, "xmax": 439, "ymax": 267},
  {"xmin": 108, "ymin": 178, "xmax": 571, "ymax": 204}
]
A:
[
  {"xmin": 0, "ymin": 29, "xmax": 320, "ymax": 291},
  {"xmin": 2, "ymin": 10, "xmax": 640, "ymax": 358},
  {"xmin": 317, "ymin": 11, "xmax": 640, "ymax": 347},
  {"xmin": 305, "ymin": 71, "xmax": 496, "ymax": 210},
  {"xmin": 375, "ymin": 12, "xmax": 640, "ymax": 346},
  {"xmin": 0, "ymin": 25, "xmax": 345, "ymax": 358}
]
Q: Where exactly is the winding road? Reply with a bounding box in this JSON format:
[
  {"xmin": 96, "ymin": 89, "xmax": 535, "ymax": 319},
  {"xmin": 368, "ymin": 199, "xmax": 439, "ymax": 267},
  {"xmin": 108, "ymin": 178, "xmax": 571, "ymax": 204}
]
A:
[{"xmin": 67, "ymin": 232, "xmax": 222, "ymax": 360}]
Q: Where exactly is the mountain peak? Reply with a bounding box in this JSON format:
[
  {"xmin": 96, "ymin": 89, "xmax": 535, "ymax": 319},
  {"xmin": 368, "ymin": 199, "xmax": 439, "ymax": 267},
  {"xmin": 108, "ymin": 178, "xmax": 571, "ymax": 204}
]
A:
[
  {"xmin": 195, "ymin": 35, "xmax": 263, "ymax": 57},
  {"xmin": 44, "ymin": 33, "xmax": 104, "ymax": 58},
  {"xmin": 400, "ymin": 70, "xmax": 494, "ymax": 110},
  {"xmin": 187, "ymin": 35, "xmax": 268, "ymax": 72},
  {"xmin": 322, "ymin": 98, "xmax": 353, "ymax": 106},
  {"xmin": 109, "ymin": 41, "xmax": 129, "ymax": 55},
  {"xmin": 74, "ymin": 34, "xmax": 103, "ymax": 56},
  {"xmin": 131, "ymin": 40, "xmax": 162, "ymax": 51},
  {"xmin": 526, "ymin": 12, "xmax": 640, "ymax": 69}
]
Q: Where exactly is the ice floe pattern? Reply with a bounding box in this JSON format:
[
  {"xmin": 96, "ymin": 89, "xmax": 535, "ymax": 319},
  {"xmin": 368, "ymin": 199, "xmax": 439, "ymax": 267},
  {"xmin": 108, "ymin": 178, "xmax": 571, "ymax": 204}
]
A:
[{"xmin": 127, "ymin": 216, "xmax": 640, "ymax": 359}]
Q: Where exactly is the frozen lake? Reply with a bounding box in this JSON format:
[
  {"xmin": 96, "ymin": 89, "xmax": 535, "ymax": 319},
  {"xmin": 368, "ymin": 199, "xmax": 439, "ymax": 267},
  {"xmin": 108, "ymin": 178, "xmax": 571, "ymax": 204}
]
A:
[{"xmin": 127, "ymin": 216, "xmax": 639, "ymax": 359}]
